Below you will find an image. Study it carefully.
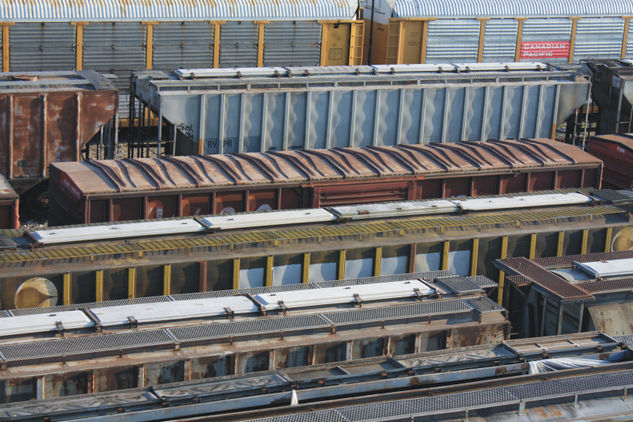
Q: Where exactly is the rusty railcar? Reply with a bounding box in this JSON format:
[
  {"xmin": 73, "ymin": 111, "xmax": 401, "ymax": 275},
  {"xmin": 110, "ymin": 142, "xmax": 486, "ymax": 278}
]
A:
[
  {"xmin": 48, "ymin": 139, "xmax": 602, "ymax": 225},
  {"xmin": 588, "ymin": 133, "xmax": 633, "ymax": 189},
  {"xmin": 0, "ymin": 332, "xmax": 626, "ymax": 417},
  {"xmin": 0, "ymin": 70, "xmax": 117, "ymax": 213},
  {"xmin": 0, "ymin": 273, "xmax": 506, "ymax": 403},
  {"xmin": 0, "ymin": 175, "xmax": 18, "ymax": 229},
  {"xmin": 0, "ymin": 190, "xmax": 630, "ymax": 310},
  {"xmin": 496, "ymin": 246, "xmax": 633, "ymax": 338}
]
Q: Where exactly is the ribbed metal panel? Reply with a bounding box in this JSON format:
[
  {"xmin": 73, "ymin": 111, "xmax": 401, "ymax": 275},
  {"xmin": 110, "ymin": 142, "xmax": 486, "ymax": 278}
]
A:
[
  {"xmin": 434, "ymin": 276, "xmax": 482, "ymax": 294},
  {"xmin": 574, "ymin": 18, "xmax": 625, "ymax": 61},
  {"xmin": 169, "ymin": 314, "xmax": 329, "ymax": 342},
  {"xmin": 393, "ymin": 0, "xmax": 633, "ymax": 18},
  {"xmin": 220, "ymin": 22, "xmax": 258, "ymax": 68},
  {"xmin": 523, "ymin": 18, "xmax": 572, "ymax": 41},
  {"xmin": 153, "ymin": 22, "xmax": 214, "ymax": 71},
  {"xmin": 84, "ymin": 22, "xmax": 145, "ymax": 115},
  {"xmin": 322, "ymin": 300, "xmax": 471, "ymax": 325},
  {"xmin": 482, "ymin": 19, "xmax": 518, "ymax": 62},
  {"xmin": 0, "ymin": 0, "xmax": 356, "ymax": 22},
  {"xmin": 9, "ymin": 23, "xmax": 75, "ymax": 71},
  {"xmin": 84, "ymin": 22, "xmax": 145, "ymax": 89},
  {"xmin": 426, "ymin": 20, "xmax": 479, "ymax": 63},
  {"xmin": 263, "ymin": 22, "xmax": 321, "ymax": 67},
  {"xmin": 0, "ymin": 330, "xmax": 174, "ymax": 362}
]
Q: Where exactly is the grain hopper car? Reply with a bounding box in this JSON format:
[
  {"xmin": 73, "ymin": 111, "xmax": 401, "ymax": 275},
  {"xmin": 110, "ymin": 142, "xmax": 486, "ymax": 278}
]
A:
[
  {"xmin": 48, "ymin": 138, "xmax": 602, "ymax": 225},
  {"xmin": 0, "ymin": 190, "xmax": 630, "ymax": 310},
  {"xmin": 0, "ymin": 272, "xmax": 507, "ymax": 402}
]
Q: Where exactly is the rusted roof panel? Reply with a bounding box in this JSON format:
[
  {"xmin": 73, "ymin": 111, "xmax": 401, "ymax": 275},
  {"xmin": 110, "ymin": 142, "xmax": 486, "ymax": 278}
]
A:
[
  {"xmin": 0, "ymin": 175, "xmax": 17, "ymax": 200},
  {"xmin": 499, "ymin": 257, "xmax": 592, "ymax": 300},
  {"xmin": 591, "ymin": 134, "xmax": 633, "ymax": 151},
  {"xmin": 52, "ymin": 139, "xmax": 601, "ymax": 196}
]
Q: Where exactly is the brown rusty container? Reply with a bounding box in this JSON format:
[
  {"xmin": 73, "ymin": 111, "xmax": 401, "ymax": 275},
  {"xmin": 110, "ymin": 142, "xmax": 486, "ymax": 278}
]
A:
[
  {"xmin": 0, "ymin": 71, "xmax": 117, "ymax": 198},
  {"xmin": 0, "ymin": 175, "xmax": 18, "ymax": 229},
  {"xmin": 49, "ymin": 138, "xmax": 603, "ymax": 225},
  {"xmin": 588, "ymin": 133, "xmax": 633, "ymax": 190}
]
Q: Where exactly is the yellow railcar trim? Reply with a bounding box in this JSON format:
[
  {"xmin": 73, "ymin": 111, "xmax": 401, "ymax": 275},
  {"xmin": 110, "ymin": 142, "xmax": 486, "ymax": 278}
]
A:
[
  {"xmin": 497, "ymin": 236, "xmax": 509, "ymax": 305},
  {"xmin": 63, "ymin": 273, "xmax": 71, "ymax": 306},
  {"xmin": 374, "ymin": 246, "xmax": 382, "ymax": 276},
  {"xmin": 95, "ymin": 270, "xmax": 103, "ymax": 303},
  {"xmin": 623, "ymin": 17, "xmax": 631, "ymax": 59},
  {"xmin": 257, "ymin": 22, "xmax": 265, "ymax": 67},
  {"xmin": 605, "ymin": 227, "xmax": 613, "ymax": 252},
  {"xmin": 581, "ymin": 229, "xmax": 588, "ymax": 254},
  {"xmin": 529, "ymin": 233, "xmax": 537, "ymax": 259},
  {"xmin": 163, "ymin": 264, "xmax": 171, "ymax": 295},
  {"xmin": 476, "ymin": 18, "xmax": 489, "ymax": 63},
  {"xmin": 569, "ymin": 17, "xmax": 580, "ymax": 63},
  {"xmin": 556, "ymin": 231, "xmax": 565, "ymax": 256},
  {"xmin": 265, "ymin": 255, "xmax": 273, "ymax": 287},
  {"xmin": 514, "ymin": 18, "xmax": 526, "ymax": 62},
  {"xmin": 441, "ymin": 241, "xmax": 449, "ymax": 270},
  {"xmin": 470, "ymin": 238, "xmax": 479, "ymax": 276},
  {"xmin": 144, "ymin": 23, "xmax": 154, "ymax": 70},
  {"xmin": 233, "ymin": 258, "xmax": 240, "ymax": 290},
  {"xmin": 320, "ymin": 23, "xmax": 329, "ymax": 65},
  {"xmin": 338, "ymin": 250, "xmax": 346, "ymax": 280},
  {"xmin": 302, "ymin": 252, "xmax": 310, "ymax": 283},
  {"xmin": 128, "ymin": 267, "xmax": 136, "ymax": 299},
  {"xmin": 213, "ymin": 23, "xmax": 221, "ymax": 68}
]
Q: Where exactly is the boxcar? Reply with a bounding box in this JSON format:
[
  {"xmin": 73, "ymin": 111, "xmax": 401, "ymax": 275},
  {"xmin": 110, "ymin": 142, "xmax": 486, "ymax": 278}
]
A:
[
  {"xmin": 48, "ymin": 138, "xmax": 602, "ymax": 225},
  {"xmin": 364, "ymin": 0, "xmax": 633, "ymax": 65}
]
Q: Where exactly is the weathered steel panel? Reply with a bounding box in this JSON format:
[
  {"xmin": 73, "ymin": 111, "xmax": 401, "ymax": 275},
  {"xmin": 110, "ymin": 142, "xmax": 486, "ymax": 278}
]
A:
[
  {"xmin": 0, "ymin": 71, "xmax": 117, "ymax": 189},
  {"xmin": 219, "ymin": 22, "xmax": 258, "ymax": 68},
  {"xmin": 133, "ymin": 67, "xmax": 589, "ymax": 154},
  {"xmin": 426, "ymin": 19, "xmax": 480, "ymax": 63},
  {"xmin": 263, "ymin": 21, "xmax": 321, "ymax": 67},
  {"xmin": 153, "ymin": 22, "xmax": 215, "ymax": 71},
  {"xmin": 482, "ymin": 19, "xmax": 518, "ymax": 63},
  {"xmin": 0, "ymin": 174, "xmax": 18, "ymax": 229},
  {"xmin": 8, "ymin": 23, "xmax": 75, "ymax": 72},
  {"xmin": 574, "ymin": 18, "xmax": 625, "ymax": 61}
]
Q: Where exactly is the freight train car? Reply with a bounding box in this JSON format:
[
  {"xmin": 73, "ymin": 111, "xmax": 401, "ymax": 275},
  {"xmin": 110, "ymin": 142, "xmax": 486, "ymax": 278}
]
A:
[
  {"xmin": 364, "ymin": 0, "xmax": 633, "ymax": 65},
  {"xmin": 0, "ymin": 190, "xmax": 630, "ymax": 310},
  {"xmin": 0, "ymin": 70, "xmax": 118, "ymax": 215},
  {"xmin": 588, "ymin": 134, "xmax": 633, "ymax": 189},
  {"xmin": 0, "ymin": 273, "xmax": 507, "ymax": 402},
  {"xmin": 0, "ymin": 175, "xmax": 18, "ymax": 229},
  {"xmin": 131, "ymin": 63, "xmax": 589, "ymax": 156},
  {"xmin": 0, "ymin": 332, "xmax": 625, "ymax": 419},
  {"xmin": 0, "ymin": 0, "xmax": 362, "ymax": 116},
  {"xmin": 496, "ymin": 249, "xmax": 633, "ymax": 338},
  {"xmin": 48, "ymin": 139, "xmax": 602, "ymax": 225}
]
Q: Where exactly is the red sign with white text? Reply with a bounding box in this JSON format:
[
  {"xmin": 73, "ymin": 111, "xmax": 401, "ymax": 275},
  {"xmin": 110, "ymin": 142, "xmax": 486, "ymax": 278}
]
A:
[{"xmin": 519, "ymin": 41, "xmax": 570, "ymax": 60}]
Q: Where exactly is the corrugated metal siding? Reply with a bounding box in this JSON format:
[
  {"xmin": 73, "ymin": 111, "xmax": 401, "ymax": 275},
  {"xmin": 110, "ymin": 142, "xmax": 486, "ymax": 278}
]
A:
[
  {"xmin": 84, "ymin": 22, "xmax": 145, "ymax": 116},
  {"xmin": 522, "ymin": 18, "xmax": 572, "ymax": 41},
  {"xmin": 425, "ymin": 19, "xmax": 479, "ymax": 63},
  {"xmin": 220, "ymin": 22, "xmax": 258, "ymax": 68},
  {"xmin": 393, "ymin": 0, "xmax": 633, "ymax": 18},
  {"xmin": 522, "ymin": 18, "xmax": 571, "ymax": 62},
  {"xmin": 263, "ymin": 22, "xmax": 321, "ymax": 67},
  {"xmin": 574, "ymin": 18, "xmax": 624, "ymax": 61},
  {"xmin": 9, "ymin": 23, "xmax": 75, "ymax": 71},
  {"xmin": 153, "ymin": 22, "xmax": 214, "ymax": 71},
  {"xmin": 482, "ymin": 19, "xmax": 517, "ymax": 63},
  {"xmin": 0, "ymin": 0, "xmax": 356, "ymax": 22}
]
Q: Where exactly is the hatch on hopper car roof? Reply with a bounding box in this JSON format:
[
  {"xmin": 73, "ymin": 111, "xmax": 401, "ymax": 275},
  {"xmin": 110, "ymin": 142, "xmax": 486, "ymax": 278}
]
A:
[
  {"xmin": 28, "ymin": 219, "xmax": 205, "ymax": 245},
  {"xmin": 254, "ymin": 280, "xmax": 435, "ymax": 310},
  {"xmin": 91, "ymin": 296, "xmax": 259, "ymax": 327},
  {"xmin": 199, "ymin": 209, "xmax": 336, "ymax": 231}
]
